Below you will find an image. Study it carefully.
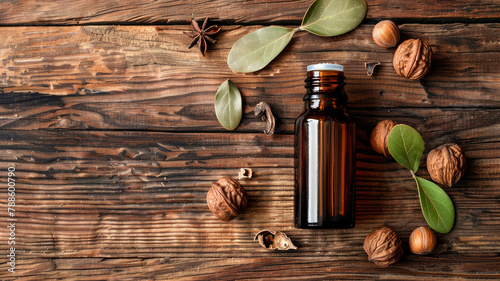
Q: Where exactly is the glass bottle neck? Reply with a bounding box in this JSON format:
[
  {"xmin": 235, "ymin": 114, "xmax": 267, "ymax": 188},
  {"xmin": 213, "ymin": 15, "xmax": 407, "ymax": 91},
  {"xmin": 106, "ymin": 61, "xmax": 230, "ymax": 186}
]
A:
[
  {"xmin": 305, "ymin": 95, "xmax": 346, "ymax": 110},
  {"xmin": 304, "ymin": 70, "xmax": 347, "ymax": 110}
]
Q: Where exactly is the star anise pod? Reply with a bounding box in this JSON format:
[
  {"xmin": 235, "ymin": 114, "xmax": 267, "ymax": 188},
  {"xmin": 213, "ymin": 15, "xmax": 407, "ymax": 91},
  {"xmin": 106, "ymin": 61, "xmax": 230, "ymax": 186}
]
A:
[{"xmin": 184, "ymin": 17, "xmax": 221, "ymax": 57}]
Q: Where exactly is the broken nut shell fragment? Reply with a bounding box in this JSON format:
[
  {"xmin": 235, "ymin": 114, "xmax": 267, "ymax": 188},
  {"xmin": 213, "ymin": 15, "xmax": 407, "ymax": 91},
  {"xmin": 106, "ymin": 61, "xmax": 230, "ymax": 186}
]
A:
[
  {"xmin": 254, "ymin": 102, "xmax": 275, "ymax": 136},
  {"xmin": 254, "ymin": 230, "xmax": 297, "ymax": 251},
  {"xmin": 365, "ymin": 62, "xmax": 381, "ymax": 76},
  {"xmin": 238, "ymin": 168, "xmax": 253, "ymax": 179}
]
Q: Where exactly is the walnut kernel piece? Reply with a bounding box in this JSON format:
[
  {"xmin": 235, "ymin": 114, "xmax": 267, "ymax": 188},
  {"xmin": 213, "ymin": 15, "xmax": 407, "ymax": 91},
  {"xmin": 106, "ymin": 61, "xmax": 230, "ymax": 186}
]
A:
[
  {"xmin": 393, "ymin": 38, "xmax": 433, "ymax": 80},
  {"xmin": 363, "ymin": 227, "xmax": 404, "ymax": 267},
  {"xmin": 427, "ymin": 143, "xmax": 466, "ymax": 187},
  {"xmin": 370, "ymin": 120, "xmax": 397, "ymax": 157},
  {"xmin": 206, "ymin": 177, "xmax": 248, "ymax": 221}
]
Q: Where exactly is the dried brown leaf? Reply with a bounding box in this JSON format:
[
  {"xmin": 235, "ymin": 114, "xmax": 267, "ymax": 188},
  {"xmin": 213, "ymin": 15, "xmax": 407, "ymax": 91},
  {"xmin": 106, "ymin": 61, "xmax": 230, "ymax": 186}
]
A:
[{"xmin": 254, "ymin": 102, "xmax": 275, "ymax": 136}]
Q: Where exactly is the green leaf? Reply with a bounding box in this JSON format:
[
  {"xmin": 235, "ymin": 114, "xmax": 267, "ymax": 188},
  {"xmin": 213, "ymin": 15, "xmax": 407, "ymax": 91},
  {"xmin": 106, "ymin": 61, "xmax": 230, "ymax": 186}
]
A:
[
  {"xmin": 415, "ymin": 176, "xmax": 455, "ymax": 233},
  {"xmin": 214, "ymin": 80, "xmax": 242, "ymax": 130},
  {"xmin": 301, "ymin": 0, "xmax": 367, "ymax": 37},
  {"xmin": 227, "ymin": 26, "xmax": 296, "ymax": 73},
  {"xmin": 387, "ymin": 124, "xmax": 425, "ymax": 173}
]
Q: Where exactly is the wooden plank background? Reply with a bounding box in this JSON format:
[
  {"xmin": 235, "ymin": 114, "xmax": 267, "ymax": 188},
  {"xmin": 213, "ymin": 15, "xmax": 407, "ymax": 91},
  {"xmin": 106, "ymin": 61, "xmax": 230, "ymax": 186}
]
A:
[{"xmin": 0, "ymin": 0, "xmax": 499, "ymax": 280}]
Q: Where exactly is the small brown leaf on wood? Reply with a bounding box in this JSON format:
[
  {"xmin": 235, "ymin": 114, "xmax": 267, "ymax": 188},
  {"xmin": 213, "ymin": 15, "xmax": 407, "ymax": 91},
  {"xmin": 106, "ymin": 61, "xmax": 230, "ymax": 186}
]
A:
[{"xmin": 254, "ymin": 102, "xmax": 275, "ymax": 136}]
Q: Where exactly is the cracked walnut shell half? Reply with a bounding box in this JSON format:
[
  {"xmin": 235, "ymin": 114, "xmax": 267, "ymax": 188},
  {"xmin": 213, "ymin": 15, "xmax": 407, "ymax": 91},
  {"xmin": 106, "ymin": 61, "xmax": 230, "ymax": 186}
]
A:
[
  {"xmin": 393, "ymin": 38, "xmax": 433, "ymax": 80},
  {"xmin": 206, "ymin": 177, "xmax": 248, "ymax": 221},
  {"xmin": 254, "ymin": 230, "xmax": 297, "ymax": 251}
]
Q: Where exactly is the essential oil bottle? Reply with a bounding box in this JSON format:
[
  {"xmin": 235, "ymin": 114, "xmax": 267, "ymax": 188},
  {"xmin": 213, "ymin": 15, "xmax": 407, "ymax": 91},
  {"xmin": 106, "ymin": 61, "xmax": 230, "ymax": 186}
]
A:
[{"xmin": 294, "ymin": 63, "xmax": 356, "ymax": 229}]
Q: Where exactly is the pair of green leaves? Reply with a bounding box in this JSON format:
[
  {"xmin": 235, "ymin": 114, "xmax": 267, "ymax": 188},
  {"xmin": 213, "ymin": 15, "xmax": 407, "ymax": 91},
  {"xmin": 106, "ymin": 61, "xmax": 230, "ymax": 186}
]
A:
[
  {"xmin": 216, "ymin": 0, "xmax": 367, "ymax": 129},
  {"xmin": 227, "ymin": 0, "xmax": 367, "ymax": 73},
  {"xmin": 388, "ymin": 125, "xmax": 455, "ymax": 234}
]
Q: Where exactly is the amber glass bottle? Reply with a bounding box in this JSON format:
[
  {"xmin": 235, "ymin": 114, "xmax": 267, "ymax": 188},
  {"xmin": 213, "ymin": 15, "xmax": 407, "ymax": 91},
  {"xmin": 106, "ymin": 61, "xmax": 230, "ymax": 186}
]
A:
[{"xmin": 294, "ymin": 63, "xmax": 356, "ymax": 229}]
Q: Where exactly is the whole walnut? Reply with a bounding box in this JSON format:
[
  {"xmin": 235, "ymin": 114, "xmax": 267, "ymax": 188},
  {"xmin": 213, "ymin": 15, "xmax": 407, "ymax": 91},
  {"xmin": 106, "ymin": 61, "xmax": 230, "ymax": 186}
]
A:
[
  {"xmin": 207, "ymin": 177, "xmax": 248, "ymax": 221},
  {"xmin": 427, "ymin": 143, "xmax": 466, "ymax": 187},
  {"xmin": 393, "ymin": 38, "xmax": 433, "ymax": 80},
  {"xmin": 363, "ymin": 227, "xmax": 404, "ymax": 267},
  {"xmin": 370, "ymin": 120, "xmax": 397, "ymax": 157}
]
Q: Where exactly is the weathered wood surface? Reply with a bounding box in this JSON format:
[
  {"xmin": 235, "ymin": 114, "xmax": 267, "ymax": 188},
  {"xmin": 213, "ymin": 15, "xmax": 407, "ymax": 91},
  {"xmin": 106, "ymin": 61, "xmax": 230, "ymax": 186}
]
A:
[
  {"xmin": 0, "ymin": 0, "xmax": 499, "ymax": 280},
  {"xmin": 0, "ymin": 24, "xmax": 498, "ymax": 133},
  {"xmin": 0, "ymin": 129, "xmax": 498, "ymax": 277},
  {"xmin": 0, "ymin": 0, "xmax": 499, "ymax": 24}
]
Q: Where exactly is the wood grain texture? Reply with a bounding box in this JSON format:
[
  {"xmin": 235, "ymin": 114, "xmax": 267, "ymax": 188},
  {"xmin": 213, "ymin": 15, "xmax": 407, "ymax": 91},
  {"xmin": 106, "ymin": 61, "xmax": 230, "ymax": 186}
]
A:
[
  {"xmin": 0, "ymin": 130, "xmax": 498, "ymax": 262},
  {"xmin": 0, "ymin": 24, "xmax": 498, "ymax": 134},
  {"xmin": 0, "ymin": 0, "xmax": 499, "ymax": 25},
  {"xmin": 0, "ymin": 257, "xmax": 499, "ymax": 280},
  {"xmin": 1, "ymin": 255, "xmax": 500, "ymax": 280},
  {"xmin": 1, "ymin": 24, "xmax": 498, "ymax": 102},
  {"xmin": 0, "ymin": 0, "xmax": 499, "ymax": 280}
]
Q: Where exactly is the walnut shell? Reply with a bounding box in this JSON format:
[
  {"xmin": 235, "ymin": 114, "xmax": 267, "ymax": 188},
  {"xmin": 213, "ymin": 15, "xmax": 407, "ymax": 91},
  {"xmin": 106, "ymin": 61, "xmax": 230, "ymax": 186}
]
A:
[
  {"xmin": 206, "ymin": 177, "xmax": 248, "ymax": 221},
  {"xmin": 370, "ymin": 120, "xmax": 397, "ymax": 157},
  {"xmin": 372, "ymin": 20, "xmax": 400, "ymax": 48},
  {"xmin": 427, "ymin": 143, "xmax": 466, "ymax": 187},
  {"xmin": 254, "ymin": 230, "xmax": 297, "ymax": 251},
  {"xmin": 409, "ymin": 226, "xmax": 437, "ymax": 255},
  {"xmin": 363, "ymin": 227, "xmax": 404, "ymax": 267},
  {"xmin": 393, "ymin": 38, "xmax": 433, "ymax": 80}
]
